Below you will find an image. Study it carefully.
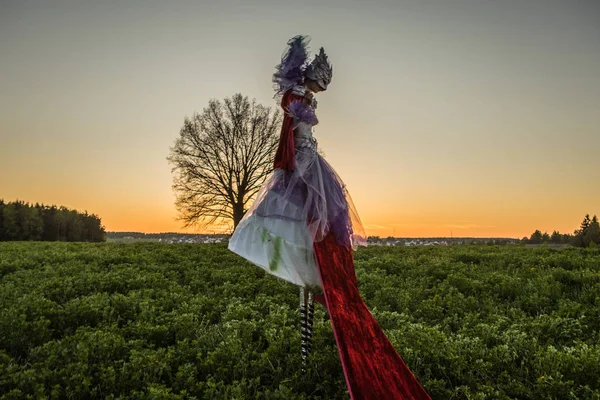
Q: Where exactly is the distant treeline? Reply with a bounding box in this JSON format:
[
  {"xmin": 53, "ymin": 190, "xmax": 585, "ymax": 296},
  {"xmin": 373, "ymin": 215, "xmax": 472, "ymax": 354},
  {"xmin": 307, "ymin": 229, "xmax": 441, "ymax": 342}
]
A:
[
  {"xmin": 367, "ymin": 236, "xmax": 518, "ymax": 246},
  {"xmin": 0, "ymin": 199, "xmax": 105, "ymax": 242},
  {"xmin": 522, "ymin": 214, "xmax": 600, "ymax": 247},
  {"xmin": 107, "ymin": 232, "xmax": 230, "ymax": 239}
]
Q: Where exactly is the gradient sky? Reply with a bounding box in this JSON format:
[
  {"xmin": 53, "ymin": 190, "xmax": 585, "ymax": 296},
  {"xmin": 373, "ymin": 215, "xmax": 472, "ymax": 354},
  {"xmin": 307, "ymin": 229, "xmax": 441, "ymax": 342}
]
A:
[{"xmin": 1, "ymin": 0, "xmax": 599, "ymax": 238}]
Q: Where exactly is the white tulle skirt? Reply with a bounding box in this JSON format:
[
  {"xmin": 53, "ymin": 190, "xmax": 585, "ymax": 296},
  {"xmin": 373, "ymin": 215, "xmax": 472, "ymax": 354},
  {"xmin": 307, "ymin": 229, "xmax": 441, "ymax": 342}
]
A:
[{"xmin": 228, "ymin": 137, "xmax": 366, "ymax": 290}]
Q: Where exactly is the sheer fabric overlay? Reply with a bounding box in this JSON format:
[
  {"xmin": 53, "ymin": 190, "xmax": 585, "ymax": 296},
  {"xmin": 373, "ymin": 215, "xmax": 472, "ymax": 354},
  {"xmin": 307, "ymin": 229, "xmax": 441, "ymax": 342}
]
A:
[
  {"xmin": 256, "ymin": 124, "xmax": 366, "ymax": 250},
  {"xmin": 228, "ymin": 121, "xmax": 366, "ymax": 289}
]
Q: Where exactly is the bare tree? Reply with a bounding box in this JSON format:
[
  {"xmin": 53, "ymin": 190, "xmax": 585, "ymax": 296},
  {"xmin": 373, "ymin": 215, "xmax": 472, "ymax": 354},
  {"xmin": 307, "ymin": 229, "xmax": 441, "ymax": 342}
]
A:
[{"xmin": 168, "ymin": 94, "xmax": 282, "ymax": 231}]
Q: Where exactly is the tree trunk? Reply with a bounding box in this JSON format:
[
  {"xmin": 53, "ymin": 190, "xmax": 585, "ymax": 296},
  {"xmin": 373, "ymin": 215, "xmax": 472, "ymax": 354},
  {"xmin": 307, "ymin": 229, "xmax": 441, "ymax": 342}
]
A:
[{"xmin": 232, "ymin": 203, "xmax": 246, "ymax": 230}]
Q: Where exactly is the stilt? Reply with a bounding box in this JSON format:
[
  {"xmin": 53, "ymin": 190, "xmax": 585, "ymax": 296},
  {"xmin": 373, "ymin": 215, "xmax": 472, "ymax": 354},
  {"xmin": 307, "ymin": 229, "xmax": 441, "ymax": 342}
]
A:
[{"xmin": 299, "ymin": 286, "xmax": 315, "ymax": 372}]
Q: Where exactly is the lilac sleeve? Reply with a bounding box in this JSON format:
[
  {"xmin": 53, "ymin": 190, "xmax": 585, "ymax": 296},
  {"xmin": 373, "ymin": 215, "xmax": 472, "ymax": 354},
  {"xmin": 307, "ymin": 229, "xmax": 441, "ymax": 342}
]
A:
[{"xmin": 287, "ymin": 100, "xmax": 319, "ymax": 126}]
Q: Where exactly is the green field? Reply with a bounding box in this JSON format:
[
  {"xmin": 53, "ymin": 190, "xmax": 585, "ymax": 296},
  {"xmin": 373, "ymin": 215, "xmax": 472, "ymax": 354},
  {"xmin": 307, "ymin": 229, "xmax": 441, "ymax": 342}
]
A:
[{"xmin": 1, "ymin": 242, "xmax": 599, "ymax": 399}]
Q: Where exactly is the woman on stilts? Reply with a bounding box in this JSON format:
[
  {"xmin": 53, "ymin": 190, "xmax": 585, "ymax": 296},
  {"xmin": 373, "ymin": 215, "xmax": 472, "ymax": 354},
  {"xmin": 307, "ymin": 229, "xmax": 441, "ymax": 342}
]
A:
[{"xmin": 229, "ymin": 35, "xmax": 431, "ymax": 400}]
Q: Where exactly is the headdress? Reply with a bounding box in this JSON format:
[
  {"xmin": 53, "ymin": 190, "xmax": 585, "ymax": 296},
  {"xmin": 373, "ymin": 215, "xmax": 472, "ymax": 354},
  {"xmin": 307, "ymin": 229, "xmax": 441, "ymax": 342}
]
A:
[
  {"xmin": 272, "ymin": 35, "xmax": 310, "ymax": 98},
  {"xmin": 272, "ymin": 35, "xmax": 334, "ymax": 97},
  {"xmin": 304, "ymin": 47, "xmax": 333, "ymax": 90}
]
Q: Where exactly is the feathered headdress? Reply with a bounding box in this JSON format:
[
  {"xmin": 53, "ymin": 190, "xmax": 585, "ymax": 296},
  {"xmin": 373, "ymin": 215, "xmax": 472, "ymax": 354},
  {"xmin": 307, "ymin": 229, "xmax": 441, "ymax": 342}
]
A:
[{"xmin": 272, "ymin": 35, "xmax": 310, "ymax": 98}]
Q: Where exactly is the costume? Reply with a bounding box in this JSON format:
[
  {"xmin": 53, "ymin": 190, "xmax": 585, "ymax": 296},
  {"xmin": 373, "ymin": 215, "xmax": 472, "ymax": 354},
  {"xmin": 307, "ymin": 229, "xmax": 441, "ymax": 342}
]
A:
[{"xmin": 228, "ymin": 36, "xmax": 430, "ymax": 399}]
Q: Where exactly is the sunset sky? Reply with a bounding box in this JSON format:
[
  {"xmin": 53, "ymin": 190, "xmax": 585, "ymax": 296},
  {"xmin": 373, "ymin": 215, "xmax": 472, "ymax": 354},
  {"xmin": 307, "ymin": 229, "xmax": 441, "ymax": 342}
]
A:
[{"xmin": 1, "ymin": 0, "xmax": 599, "ymax": 238}]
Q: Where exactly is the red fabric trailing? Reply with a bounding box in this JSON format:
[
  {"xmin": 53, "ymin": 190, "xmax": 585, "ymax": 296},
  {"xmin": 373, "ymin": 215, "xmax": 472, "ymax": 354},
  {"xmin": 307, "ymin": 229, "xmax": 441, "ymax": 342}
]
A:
[
  {"xmin": 273, "ymin": 90, "xmax": 304, "ymax": 172},
  {"xmin": 313, "ymin": 232, "xmax": 431, "ymax": 400}
]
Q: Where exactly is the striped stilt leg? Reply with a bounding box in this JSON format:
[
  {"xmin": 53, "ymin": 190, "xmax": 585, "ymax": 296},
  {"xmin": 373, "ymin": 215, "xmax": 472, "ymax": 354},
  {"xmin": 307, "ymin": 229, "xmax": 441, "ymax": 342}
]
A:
[
  {"xmin": 300, "ymin": 286, "xmax": 308, "ymax": 371},
  {"xmin": 306, "ymin": 290, "xmax": 315, "ymax": 356},
  {"xmin": 300, "ymin": 286, "xmax": 315, "ymax": 373}
]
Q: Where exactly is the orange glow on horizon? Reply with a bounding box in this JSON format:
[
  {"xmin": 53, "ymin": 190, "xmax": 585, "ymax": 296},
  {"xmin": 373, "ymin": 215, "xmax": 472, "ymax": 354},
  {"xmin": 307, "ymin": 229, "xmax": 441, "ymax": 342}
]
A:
[{"xmin": 1, "ymin": 190, "xmax": 593, "ymax": 240}]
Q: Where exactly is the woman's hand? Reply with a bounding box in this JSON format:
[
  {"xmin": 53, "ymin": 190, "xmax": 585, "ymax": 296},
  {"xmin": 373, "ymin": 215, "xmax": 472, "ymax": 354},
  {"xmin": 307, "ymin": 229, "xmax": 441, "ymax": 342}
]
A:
[{"xmin": 303, "ymin": 91, "xmax": 314, "ymax": 107}]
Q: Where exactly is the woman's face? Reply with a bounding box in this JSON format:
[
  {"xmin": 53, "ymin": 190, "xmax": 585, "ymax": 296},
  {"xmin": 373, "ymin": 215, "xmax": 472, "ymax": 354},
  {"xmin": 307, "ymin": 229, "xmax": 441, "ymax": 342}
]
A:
[{"xmin": 306, "ymin": 79, "xmax": 325, "ymax": 93}]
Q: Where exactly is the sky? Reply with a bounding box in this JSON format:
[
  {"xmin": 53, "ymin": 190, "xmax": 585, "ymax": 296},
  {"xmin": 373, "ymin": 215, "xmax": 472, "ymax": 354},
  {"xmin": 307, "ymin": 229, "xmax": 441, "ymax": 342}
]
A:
[{"xmin": 1, "ymin": 0, "xmax": 599, "ymax": 238}]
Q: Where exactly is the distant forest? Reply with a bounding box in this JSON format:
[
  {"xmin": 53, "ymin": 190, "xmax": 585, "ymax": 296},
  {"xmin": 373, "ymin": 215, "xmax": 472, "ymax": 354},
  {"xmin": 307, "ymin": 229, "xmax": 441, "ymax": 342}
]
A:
[
  {"xmin": 0, "ymin": 200, "xmax": 105, "ymax": 242},
  {"xmin": 107, "ymin": 232, "xmax": 229, "ymax": 239},
  {"xmin": 522, "ymin": 214, "xmax": 600, "ymax": 247}
]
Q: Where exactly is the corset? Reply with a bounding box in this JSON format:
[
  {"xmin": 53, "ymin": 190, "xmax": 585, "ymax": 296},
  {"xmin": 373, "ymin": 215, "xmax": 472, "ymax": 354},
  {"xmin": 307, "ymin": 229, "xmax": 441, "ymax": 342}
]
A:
[{"xmin": 294, "ymin": 122, "xmax": 318, "ymax": 151}]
